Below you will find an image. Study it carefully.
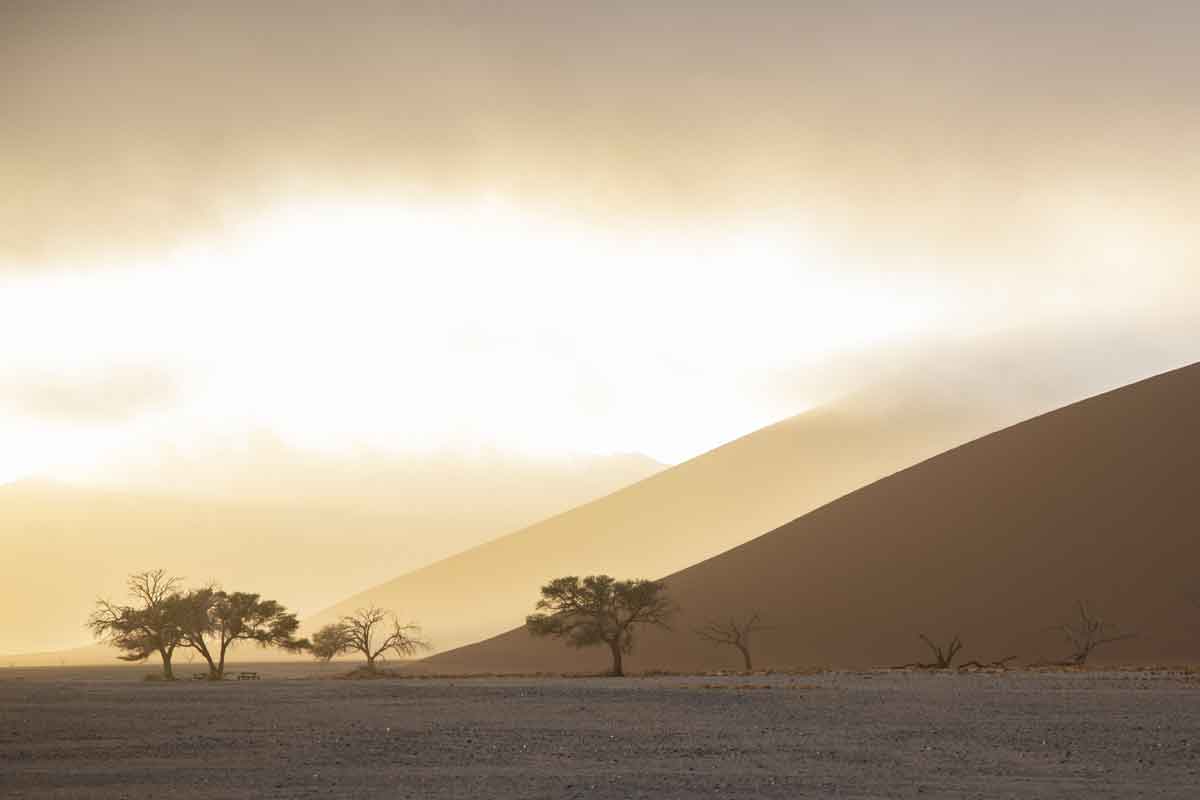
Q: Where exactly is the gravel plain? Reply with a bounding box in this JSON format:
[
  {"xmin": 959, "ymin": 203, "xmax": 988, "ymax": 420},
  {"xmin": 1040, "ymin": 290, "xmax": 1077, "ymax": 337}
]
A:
[{"xmin": 2, "ymin": 666, "xmax": 1198, "ymax": 799}]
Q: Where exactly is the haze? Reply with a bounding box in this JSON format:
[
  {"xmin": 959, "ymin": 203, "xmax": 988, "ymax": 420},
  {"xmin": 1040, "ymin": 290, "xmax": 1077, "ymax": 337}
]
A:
[
  {"xmin": 4, "ymin": 1, "xmax": 1199, "ymax": 476},
  {"xmin": 2, "ymin": 2, "xmax": 1199, "ymax": 655}
]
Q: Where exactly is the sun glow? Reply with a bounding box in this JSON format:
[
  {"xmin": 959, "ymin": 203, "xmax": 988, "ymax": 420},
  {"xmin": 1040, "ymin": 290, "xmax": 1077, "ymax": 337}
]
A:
[{"xmin": 1, "ymin": 195, "xmax": 955, "ymax": 482}]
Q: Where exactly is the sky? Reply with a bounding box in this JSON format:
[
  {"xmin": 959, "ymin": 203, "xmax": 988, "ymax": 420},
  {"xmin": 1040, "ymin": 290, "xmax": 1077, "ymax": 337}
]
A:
[{"xmin": 2, "ymin": 1, "xmax": 1198, "ymax": 485}]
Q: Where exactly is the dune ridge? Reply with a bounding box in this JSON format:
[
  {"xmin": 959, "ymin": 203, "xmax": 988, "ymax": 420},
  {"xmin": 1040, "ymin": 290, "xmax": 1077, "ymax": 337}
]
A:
[
  {"xmin": 303, "ymin": 396, "xmax": 1002, "ymax": 652},
  {"xmin": 429, "ymin": 361, "xmax": 1200, "ymax": 672}
]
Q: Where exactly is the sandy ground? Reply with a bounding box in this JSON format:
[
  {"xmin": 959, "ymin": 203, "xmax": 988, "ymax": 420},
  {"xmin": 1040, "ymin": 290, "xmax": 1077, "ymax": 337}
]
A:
[{"xmin": 2, "ymin": 666, "xmax": 1198, "ymax": 799}]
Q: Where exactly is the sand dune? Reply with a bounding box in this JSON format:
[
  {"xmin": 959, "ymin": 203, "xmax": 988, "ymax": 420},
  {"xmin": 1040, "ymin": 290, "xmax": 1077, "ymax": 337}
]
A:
[
  {"xmin": 304, "ymin": 396, "xmax": 1004, "ymax": 653},
  {"xmin": 429, "ymin": 361, "xmax": 1200, "ymax": 672}
]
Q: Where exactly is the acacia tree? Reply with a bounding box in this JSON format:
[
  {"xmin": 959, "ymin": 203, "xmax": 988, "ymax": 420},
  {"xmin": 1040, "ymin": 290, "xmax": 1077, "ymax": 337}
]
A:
[
  {"xmin": 87, "ymin": 570, "xmax": 184, "ymax": 679},
  {"xmin": 310, "ymin": 606, "xmax": 429, "ymax": 672},
  {"xmin": 177, "ymin": 588, "xmax": 307, "ymax": 679},
  {"xmin": 695, "ymin": 612, "xmax": 769, "ymax": 671},
  {"xmin": 1054, "ymin": 601, "xmax": 1135, "ymax": 665},
  {"xmin": 526, "ymin": 575, "xmax": 673, "ymax": 676}
]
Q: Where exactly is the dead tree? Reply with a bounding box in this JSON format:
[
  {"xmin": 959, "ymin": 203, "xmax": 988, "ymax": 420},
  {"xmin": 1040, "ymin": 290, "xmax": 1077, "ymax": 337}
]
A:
[
  {"xmin": 957, "ymin": 656, "xmax": 1018, "ymax": 671},
  {"xmin": 694, "ymin": 612, "xmax": 769, "ymax": 671},
  {"xmin": 1053, "ymin": 601, "xmax": 1135, "ymax": 665},
  {"xmin": 897, "ymin": 634, "xmax": 964, "ymax": 669},
  {"xmin": 921, "ymin": 633, "xmax": 963, "ymax": 668},
  {"xmin": 310, "ymin": 606, "xmax": 429, "ymax": 672}
]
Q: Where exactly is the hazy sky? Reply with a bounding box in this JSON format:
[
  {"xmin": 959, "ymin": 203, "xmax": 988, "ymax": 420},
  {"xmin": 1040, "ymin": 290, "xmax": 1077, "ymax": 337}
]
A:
[{"xmin": 3, "ymin": 2, "xmax": 1198, "ymax": 483}]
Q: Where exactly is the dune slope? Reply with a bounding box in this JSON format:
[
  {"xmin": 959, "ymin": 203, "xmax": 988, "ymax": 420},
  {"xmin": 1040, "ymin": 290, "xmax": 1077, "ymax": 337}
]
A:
[
  {"xmin": 305, "ymin": 398, "xmax": 997, "ymax": 652},
  {"xmin": 429, "ymin": 361, "xmax": 1200, "ymax": 672}
]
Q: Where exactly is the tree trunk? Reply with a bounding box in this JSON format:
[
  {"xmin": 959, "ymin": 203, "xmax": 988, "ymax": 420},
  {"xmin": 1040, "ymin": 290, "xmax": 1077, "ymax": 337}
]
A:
[
  {"xmin": 191, "ymin": 642, "xmax": 220, "ymax": 679},
  {"xmin": 737, "ymin": 644, "xmax": 752, "ymax": 672},
  {"xmin": 608, "ymin": 640, "xmax": 624, "ymax": 677},
  {"xmin": 158, "ymin": 647, "xmax": 175, "ymax": 680},
  {"xmin": 216, "ymin": 639, "xmax": 230, "ymax": 680},
  {"xmin": 365, "ymin": 654, "xmax": 377, "ymax": 673}
]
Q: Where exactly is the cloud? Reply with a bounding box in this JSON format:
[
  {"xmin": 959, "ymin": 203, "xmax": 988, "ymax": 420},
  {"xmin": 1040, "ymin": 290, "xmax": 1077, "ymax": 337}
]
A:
[
  {"xmin": 0, "ymin": 366, "xmax": 176, "ymax": 424},
  {"xmin": 3, "ymin": 2, "xmax": 1200, "ymax": 271},
  {"xmin": 2, "ymin": 2, "xmax": 1198, "ymax": 480}
]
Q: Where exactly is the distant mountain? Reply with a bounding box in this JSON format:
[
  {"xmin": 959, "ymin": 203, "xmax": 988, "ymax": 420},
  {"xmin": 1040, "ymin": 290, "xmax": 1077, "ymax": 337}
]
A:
[
  {"xmin": 429, "ymin": 362, "xmax": 1200, "ymax": 672},
  {"xmin": 0, "ymin": 448, "xmax": 661, "ymax": 656},
  {"xmin": 91, "ymin": 434, "xmax": 663, "ymax": 519}
]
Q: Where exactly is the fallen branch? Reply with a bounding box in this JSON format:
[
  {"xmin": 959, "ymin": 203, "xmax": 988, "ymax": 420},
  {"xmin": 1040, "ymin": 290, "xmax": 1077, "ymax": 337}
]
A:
[{"xmin": 958, "ymin": 656, "xmax": 1018, "ymax": 671}]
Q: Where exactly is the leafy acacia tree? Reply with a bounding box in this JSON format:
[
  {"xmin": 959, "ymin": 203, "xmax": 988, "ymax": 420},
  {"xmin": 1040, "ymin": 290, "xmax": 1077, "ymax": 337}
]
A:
[
  {"xmin": 695, "ymin": 612, "xmax": 769, "ymax": 671},
  {"xmin": 87, "ymin": 570, "xmax": 185, "ymax": 679},
  {"xmin": 310, "ymin": 606, "xmax": 429, "ymax": 672},
  {"xmin": 177, "ymin": 588, "xmax": 307, "ymax": 679},
  {"xmin": 526, "ymin": 575, "xmax": 673, "ymax": 676}
]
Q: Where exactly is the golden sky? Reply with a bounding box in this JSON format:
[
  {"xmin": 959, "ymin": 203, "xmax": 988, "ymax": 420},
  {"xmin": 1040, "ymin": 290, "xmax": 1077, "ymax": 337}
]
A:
[{"xmin": 3, "ymin": 1, "xmax": 1198, "ymax": 482}]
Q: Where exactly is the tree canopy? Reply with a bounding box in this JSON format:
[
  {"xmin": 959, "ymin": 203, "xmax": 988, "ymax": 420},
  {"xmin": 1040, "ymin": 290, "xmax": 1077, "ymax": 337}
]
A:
[
  {"xmin": 175, "ymin": 588, "xmax": 307, "ymax": 679},
  {"xmin": 310, "ymin": 606, "xmax": 428, "ymax": 671},
  {"xmin": 526, "ymin": 575, "xmax": 672, "ymax": 676},
  {"xmin": 88, "ymin": 570, "xmax": 186, "ymax": 679}
]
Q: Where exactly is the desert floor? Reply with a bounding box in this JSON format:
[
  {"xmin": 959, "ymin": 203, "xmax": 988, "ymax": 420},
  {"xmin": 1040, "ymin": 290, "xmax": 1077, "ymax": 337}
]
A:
[{"xmin": 2, "ymin": 666, "xmax": 1198, "ymax": 798}]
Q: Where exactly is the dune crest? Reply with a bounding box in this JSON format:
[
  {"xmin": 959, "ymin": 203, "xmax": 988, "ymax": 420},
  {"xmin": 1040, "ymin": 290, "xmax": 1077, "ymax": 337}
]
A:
[
  {"xmin": 430, "ymin": 361, "xmax": 1200, "ymax": 672},
  {"xmin": 304, "ymin": 395, "xmax": 1003, "ymax": 652}
]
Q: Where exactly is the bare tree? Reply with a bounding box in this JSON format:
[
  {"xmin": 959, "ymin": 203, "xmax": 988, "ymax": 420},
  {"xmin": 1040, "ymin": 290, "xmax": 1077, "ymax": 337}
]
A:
[
  {"xmin": 87, "ymin": 570, "xmax": 184, "ymax": 679},
  {"xmin": 695, "ymin": 612, "xmax": 769, "ymax": 671},
  {"xmin": 310, "ymin": 606, "xmax": 429, "ymax": 672},
  {"xmin": 526, "ymin": 575, "xmax": 673, "ymax": 676},
  {"xmin": 176, "ymin": 587, "xmax": 307, "ymax": 679},
  {"xmin": 900, "ymin": 634, "xmax": 964, "ymax": 669},
  {"xmin": 1053, "ymin": 601, "xmax": 1135, "ymax": 665}
]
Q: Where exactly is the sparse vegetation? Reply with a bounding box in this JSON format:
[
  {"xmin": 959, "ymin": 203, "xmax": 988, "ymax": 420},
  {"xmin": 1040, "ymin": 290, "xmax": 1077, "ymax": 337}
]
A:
[
  {"xmin": 896, "ymin": 634, "xmax": 964, "ymax": 669},
  {"xmin": 956, "ymin": 656, "xmax": 1018, "ymax": 671},
  {"xmin": 526, "ymin": 575, "xmax": 673, "ymax": 676},
  {"xmin": 310, "ymin": 606, "xmax": 429, "ymax": 672},
  {"xmin": 694, "ymin": 612, "xmax": 769, "ymax": 671},
  {"xmin": 1052, "ymin": 601, "xmax": 1135, "ymax": 665},
  {"xmin": 175, "ymin": 587, "xmax": 307, "ymax": 679},
  {"xmin": 88, "ymin": 571, "xmax": 308, "ymax": 680},
  {"xmin": 918, "ymin": 633, "xmax": 963, "ymax": 669},
  {"xmin": 88, "ymin": 570, "xmax": 186, "ymax": 680}
]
